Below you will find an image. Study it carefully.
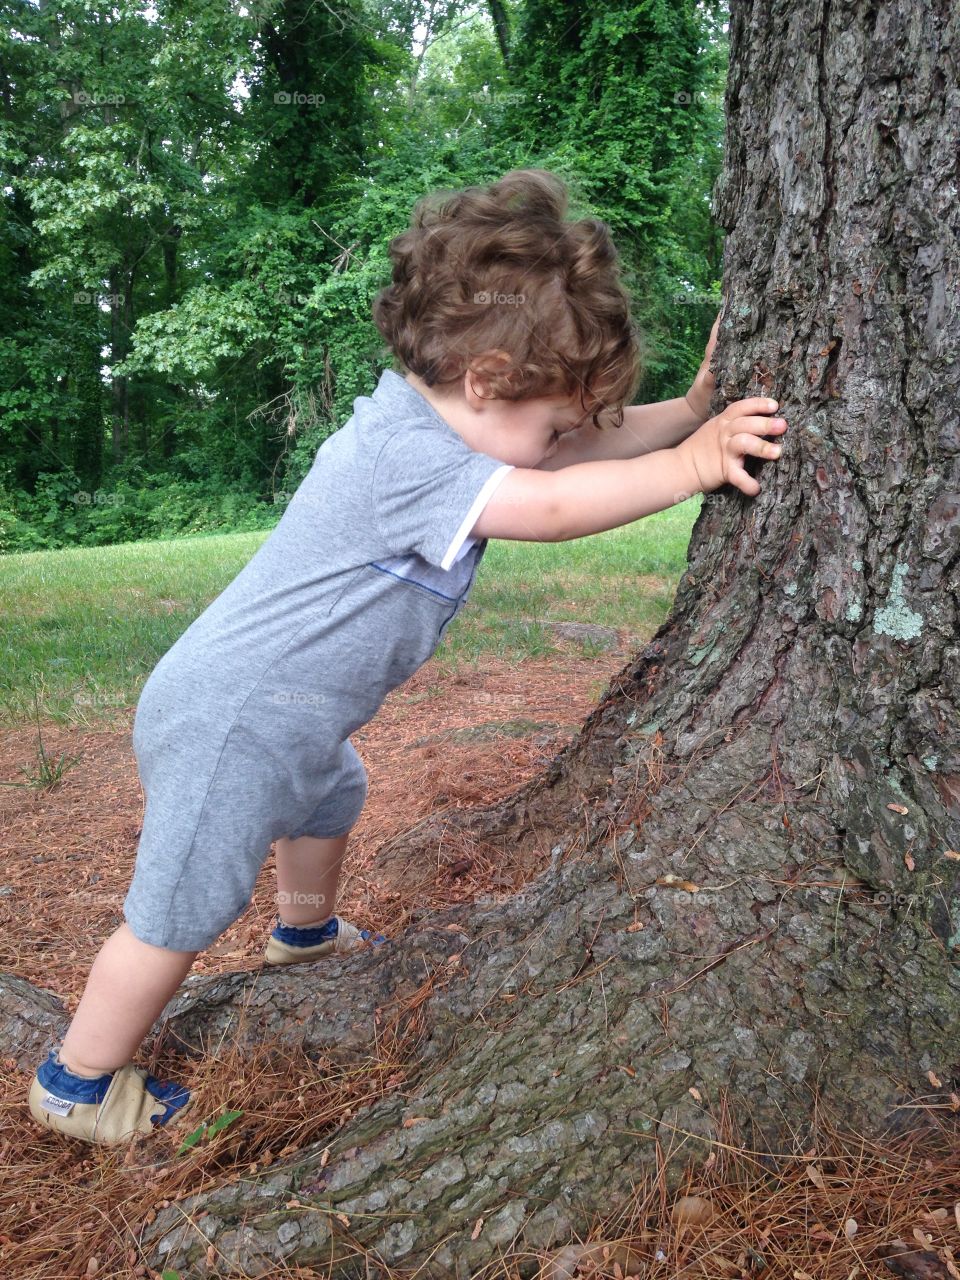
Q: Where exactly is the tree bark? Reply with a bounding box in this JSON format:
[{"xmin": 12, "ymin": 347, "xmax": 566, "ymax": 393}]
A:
[
  {"xmin": 109, "ymin": 266, "xmax": 128, "ymax": 461},
  {"xmin": 134, "ymin": 0, "xmax": 960, "ymax": 1273},
  {"xmin": 486, "ymin": 0, "xmax": 512, "ymax": 69}
]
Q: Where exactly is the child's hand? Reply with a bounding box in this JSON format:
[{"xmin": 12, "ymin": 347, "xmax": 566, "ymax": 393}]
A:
[
  {"xmin": 678, "ymin": 397, "xmax": 787, "ymax": 496},
  {"xmin": 684, "ymin": 310, "xmax": 721, "ymax": 421}
]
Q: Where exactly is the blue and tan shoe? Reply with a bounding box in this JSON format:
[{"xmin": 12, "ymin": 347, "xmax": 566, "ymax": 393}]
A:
[
  {"xmin": 28, "ymin": 1046, "xmax": 193, "ymax": 1145},
  {"xmin": 263, "ymin": 914, "xmax": 388, "ymax": 966}
]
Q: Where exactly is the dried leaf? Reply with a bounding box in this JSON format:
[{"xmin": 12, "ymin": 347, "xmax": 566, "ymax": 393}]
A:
[
  {"xmin": 689, "ymin": 1086, "xmax": 703, "ymax": 1102},
  {"xmin": 471, "ymin": 1217, "xmax": 484, "ymax": 1241},
  {"xmin": 538, "ymin": 1242, "xmax": 646, "ymax": 1280},
  {"xmin": 619, "ymin": 1065, "xmax": 636, "ymax": 1077},
  {"xmin": 942, "ymin": 851, "xmax": 960, "ymax": 862},
  {"xmin": 807, "ymin": 1164, "xmax": 827, "ymax": 1190},
  {"xmin": 912, "ymin": 1226, "xmax": 933, "ymax": 1248},
  {"xmin": 335, "ymin": 1212, "xmax": 350, "ymax": 1228},
  {"xmin": 538, "ymin": 1244, "xmax": 588, "ymax": 1280},
  {"xmin": 656, "ymin": 875, "xmax": 700, "ymax": 891},
  {"xmin": 905, "ymin": 852, "xmax": 916, "ymax": 871},
  {"xmin": 671, "ymin": 1195, "xmax": 716, "ymax": 1227},
  {"xmin": 888, "ymin": 803, "xmax": 909, "ymax": 814},
  {"xmin": 928, "ymin": 1070, "xmax": 943, "ymax": 1088}
]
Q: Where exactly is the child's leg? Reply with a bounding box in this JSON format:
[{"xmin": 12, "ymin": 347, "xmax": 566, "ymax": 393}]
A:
[
  {"xmin": 274, "ymin": 832, "xmax": 350, "ymax": 926},
  {"xmin": 273, "ymin": 737, "xmax": 369, "ymax": 926},
  {"xmin": 58, "ymin": 924, "xmax": 198, "ymax": 1075}
]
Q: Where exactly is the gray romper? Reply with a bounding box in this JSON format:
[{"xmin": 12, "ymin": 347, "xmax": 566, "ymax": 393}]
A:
[{"xmin": 123, "ymin": 369, "xmax": 515, "ymax": 950}]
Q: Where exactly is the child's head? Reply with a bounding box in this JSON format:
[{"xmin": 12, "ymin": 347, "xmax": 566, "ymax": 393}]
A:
[{"xmin": 372, "ymin": 169, "xmax": 642, "ymax": 429}]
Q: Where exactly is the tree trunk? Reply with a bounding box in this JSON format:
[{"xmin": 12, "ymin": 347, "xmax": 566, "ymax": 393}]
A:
[
  {"xmin": 487, "ymin": 0, "xmax": 512, "ymax": 69},
  {"xmin": 136, "ymin": 0, "xmax": 960, "ymax": 1273},
  {"xmin": 71, "ymin": 337, "xmax": 103, "ymax": 492},
  {"xmin": 109, "ymin": 267, "xmax": 128, "ymax": 461}
]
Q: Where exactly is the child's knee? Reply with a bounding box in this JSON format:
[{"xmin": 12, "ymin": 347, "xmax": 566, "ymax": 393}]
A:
[
  {"xmin": 334, "ymin": 749, "xmax": 367, "ymax": 829},
  {"xmin": 286, "ymin": 750, "xmax": 367, "ymax": 841},
  {"xmin": 123, "ymin": 897, "xmax": 251, "ymax": 953}
]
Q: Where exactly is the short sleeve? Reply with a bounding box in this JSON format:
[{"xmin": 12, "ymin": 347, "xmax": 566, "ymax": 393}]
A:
[{"xmin": 371, "ymin": 425, "xmax": 515, "ymax": 570}]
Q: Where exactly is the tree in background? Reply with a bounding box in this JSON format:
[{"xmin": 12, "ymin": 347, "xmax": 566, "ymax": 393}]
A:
[{"xmin": 0, "ymin": 0, "xmax": 726, "ymax": 549}]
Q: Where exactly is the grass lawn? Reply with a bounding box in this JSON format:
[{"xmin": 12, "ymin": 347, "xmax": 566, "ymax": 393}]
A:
[{"xmin": 0, "ymin": 499, "xmax": 700, "ymax": 727}]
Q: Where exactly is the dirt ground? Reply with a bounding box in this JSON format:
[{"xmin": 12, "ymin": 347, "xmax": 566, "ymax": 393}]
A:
[
  {"xmin": 3, "ymin": 637, "xmax": 960, "ymax": 1280},
  {"xmin": 0, "ymin": 639, "xmax": 628, "ymax": 1013}
]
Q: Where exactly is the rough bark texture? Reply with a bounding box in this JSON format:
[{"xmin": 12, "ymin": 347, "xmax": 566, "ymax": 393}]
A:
[
  {"xmin": 136, "ymin": 0, "xmax": 960, "ymax": 1273},
  {"xmin": 0, "ymin": 973, "xmax": 68, "ymax": 1070}
]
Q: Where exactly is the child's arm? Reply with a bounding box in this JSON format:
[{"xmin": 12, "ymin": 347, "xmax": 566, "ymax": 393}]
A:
[
  {"xmin": 537, "ymin": 396, "xmax": 705, "ymax": 470},
  {"xmin": 539, "ymin": 312, "xmax": 722, "ymax": 470},
  {"xmin": 470, "ymin": 396, "xmax": 787, "ymax": 544}
]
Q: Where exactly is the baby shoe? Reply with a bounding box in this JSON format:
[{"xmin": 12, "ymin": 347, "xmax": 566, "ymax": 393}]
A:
[
  {"xmin": 263, "ymin": 914, "xmax": 388, "ymax": 966},
  {"xmin": 28, "ymin": 1047, "xmax": 193, "ymax": 1144}
]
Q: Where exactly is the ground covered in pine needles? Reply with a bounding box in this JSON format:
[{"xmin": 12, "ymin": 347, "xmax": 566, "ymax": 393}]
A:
[{"xmin": 2, "ymin": 643, "xmax": 959, "ymax": 1280}]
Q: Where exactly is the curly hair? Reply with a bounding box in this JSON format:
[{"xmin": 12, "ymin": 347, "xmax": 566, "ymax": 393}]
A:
[{"xmin": 371, "ymin": 168, "xmax": 642, "ymax": 429}]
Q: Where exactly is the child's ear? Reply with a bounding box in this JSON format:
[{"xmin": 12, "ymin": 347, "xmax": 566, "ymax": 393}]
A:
[{"xmin": 465, "ymin": 349, "xmax": 514, "ymax": 404}]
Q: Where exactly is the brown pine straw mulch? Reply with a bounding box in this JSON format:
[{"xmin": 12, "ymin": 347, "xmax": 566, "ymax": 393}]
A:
[{"xmin": 1, "ymin": 646, "xmax": 958, "ymax": 1280}]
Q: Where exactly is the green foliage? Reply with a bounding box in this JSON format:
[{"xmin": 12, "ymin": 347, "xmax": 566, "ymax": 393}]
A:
[
  {"xmin": 176, "ymin": 1108, "xmax": 244, "ymax": 1155},
  {"xmin": 0, "ymin": 471, "xmax": 281, "ymax": 554},
  {"xmin": 0, "ymin": 686, "xmax": 83, "ymax": 789},
  {"xmin": 0, "ymin": 0, "xmax": 728, "ymax": 550}
]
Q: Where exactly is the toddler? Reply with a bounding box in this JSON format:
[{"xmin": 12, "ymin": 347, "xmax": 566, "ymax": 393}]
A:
[{"xmin": 27, "ymin": 167, "xmax": 787, "ymax": 1144}]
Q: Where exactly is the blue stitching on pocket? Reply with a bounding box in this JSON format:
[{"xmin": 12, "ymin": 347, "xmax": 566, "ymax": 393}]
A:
[{"xmin": 368, "ymin": 561, "xmax": 459, "ymax": 603}]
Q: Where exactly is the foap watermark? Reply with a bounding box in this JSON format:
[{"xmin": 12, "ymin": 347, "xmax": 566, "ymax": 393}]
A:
[
  {"xmin": 276, "ymin": 891, "xmax": 328, "ymax": 909},
  {"xmin": 73, "ymin": 691, "xmax": 127, "ymax": 709},
  {"xmin": 869, "ymin": 890, "xmax": 926, "ymax": 909},
  {"xmin": 269, "ymin": 690, "xmax": 326, "ymax": 707},
  {"xmin": 274, "ymin": 90, "xmax": 326, "ymax": 106},
  {"xmin": 74, "ymin": 291, "xmax": 123, "ymax": 307},
  {"xmin": 472, "ymin": 691, "xmax": 527, "ymax": 708},
  {"xmin": 473, "ymin": 290, "xmax": 525, "ymax": 306},
  {"xmin": 71, "ymin": 490, "xmax": 124, "ymax": 506},
  {"xmin": 672, "ymin": 490, "xmax": 727, "ymax": 505},
  {"xmin": 72, "ymin": 90, "xmax": 126, "ymax": 106},
  {"xmin": 470, "ymin": 89, "xmax": 524, "ymax": 106},
  {"xmin": 671, "ymin": 291, "xmax": 721, "ymax": 307}
]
